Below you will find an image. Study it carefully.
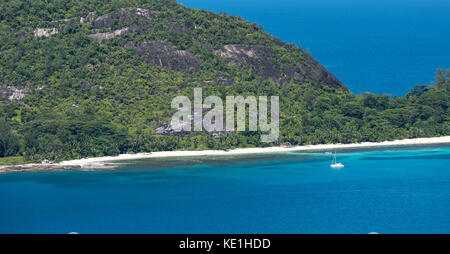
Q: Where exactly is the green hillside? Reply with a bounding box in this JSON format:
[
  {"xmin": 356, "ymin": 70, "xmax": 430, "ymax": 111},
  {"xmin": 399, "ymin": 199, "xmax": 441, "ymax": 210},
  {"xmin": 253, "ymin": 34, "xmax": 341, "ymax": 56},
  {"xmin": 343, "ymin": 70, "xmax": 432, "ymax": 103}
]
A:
[{"xmin": 0, "ymin": 0, "xmax": 449, "ymax": 162}]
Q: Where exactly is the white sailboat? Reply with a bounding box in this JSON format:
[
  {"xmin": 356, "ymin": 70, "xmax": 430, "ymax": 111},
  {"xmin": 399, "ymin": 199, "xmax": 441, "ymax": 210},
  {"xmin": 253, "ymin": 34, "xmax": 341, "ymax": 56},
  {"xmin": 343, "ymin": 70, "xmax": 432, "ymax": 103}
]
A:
[{"xmin": 330, "ymin": 150, "xmax": 344, "ymax": 168}]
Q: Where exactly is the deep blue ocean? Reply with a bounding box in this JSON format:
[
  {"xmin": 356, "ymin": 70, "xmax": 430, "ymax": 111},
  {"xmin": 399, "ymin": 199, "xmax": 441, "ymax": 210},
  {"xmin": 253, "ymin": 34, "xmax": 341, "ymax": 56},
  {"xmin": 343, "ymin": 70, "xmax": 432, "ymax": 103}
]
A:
[
  {"xmin": 1, "ymin": 145, "xmax": 450, "ymax": 233},
  {"xmin": 180, "ymin": 0, "xmax": 450, "ymax": 96}
]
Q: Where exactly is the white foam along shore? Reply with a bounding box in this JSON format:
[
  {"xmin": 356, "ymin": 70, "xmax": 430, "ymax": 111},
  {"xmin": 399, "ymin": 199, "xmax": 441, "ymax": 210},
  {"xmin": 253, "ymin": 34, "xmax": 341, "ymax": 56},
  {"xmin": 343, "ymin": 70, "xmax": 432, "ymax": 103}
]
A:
[{"xmin": 58, "ymin": 136, "xmax": 450, "ymax": 167}]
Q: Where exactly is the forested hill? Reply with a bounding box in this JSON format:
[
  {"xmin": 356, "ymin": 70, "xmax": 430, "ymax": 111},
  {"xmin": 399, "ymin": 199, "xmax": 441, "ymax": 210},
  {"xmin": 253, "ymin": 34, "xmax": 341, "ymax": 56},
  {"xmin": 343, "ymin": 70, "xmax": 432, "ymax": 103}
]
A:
[{"xmin": 0, "ymin": 0, "xmax": 449, "ymax": 163}]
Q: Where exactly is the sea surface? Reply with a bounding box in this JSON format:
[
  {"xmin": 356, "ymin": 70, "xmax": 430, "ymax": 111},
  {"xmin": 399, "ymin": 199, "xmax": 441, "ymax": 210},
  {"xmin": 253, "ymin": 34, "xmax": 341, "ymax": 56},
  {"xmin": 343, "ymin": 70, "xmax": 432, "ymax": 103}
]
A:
[
  {"xmin": 179, "ymin": 0, "xmax": 450, "ymax": 96},
  {"xmin": 1, "ymin": 144, "xmax": 450, "ymax": 233}
]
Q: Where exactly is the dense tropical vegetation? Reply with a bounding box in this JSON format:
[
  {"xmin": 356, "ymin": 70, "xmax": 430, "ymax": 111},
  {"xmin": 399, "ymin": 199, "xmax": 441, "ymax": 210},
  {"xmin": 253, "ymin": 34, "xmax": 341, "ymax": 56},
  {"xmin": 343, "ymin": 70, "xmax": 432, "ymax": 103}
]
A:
[{"xmin": 0, "ymin": 0, "xmax": 448, "ymax": 163}]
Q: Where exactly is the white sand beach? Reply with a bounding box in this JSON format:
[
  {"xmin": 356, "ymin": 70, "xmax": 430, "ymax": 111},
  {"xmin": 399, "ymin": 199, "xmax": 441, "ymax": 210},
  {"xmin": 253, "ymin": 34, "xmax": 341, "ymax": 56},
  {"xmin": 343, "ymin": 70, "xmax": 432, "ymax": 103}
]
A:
[{"xmin": 58, "ymin": 136, "xmax": 450, "ymax": 167}]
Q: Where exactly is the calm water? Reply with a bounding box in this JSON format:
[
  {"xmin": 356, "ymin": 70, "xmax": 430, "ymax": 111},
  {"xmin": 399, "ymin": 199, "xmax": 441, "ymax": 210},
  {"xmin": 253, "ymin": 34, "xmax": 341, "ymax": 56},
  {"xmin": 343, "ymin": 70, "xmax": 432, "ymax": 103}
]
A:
[
  {"xmin": 1, "ymin": 144, "xmax": 450, "ymax": 233},
  {"xmin": 180, "ymin": 0, "xmax": 450, "ymax": 96}
]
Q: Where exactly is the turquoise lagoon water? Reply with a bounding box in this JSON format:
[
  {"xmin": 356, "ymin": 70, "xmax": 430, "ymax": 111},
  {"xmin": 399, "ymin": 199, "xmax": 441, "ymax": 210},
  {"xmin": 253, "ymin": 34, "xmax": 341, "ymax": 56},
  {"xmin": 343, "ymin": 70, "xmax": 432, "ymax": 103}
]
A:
[{"xmin": 1, "ymin": 144, "xmax": 450, "ymax": 233}]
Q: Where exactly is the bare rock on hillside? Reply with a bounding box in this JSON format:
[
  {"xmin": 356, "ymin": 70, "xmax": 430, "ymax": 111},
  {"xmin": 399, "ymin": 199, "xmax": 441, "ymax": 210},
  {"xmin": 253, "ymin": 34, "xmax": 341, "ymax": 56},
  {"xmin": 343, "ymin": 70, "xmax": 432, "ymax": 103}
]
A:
[
  {"xmin": 0, "ymin": 86, "xmax": 27, "ymax": 103},
  {"xmin": 135, "ymin": 41, "xmax": 200, "ymax": 72},
  {"xmin": 215, "ymin": 44, "xmax": 345, "ymax": 88},
  {"xmin": 91, "ymin": 7, "xmax": 158, "ymax": 29}
]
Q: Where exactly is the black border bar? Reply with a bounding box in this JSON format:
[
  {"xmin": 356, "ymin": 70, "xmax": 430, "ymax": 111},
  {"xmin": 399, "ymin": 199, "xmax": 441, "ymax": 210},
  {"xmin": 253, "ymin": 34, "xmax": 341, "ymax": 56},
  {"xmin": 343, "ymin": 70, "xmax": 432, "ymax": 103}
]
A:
[{"xmin": 1, "ymin": 234, "xmax": 449, "ymax": 252}]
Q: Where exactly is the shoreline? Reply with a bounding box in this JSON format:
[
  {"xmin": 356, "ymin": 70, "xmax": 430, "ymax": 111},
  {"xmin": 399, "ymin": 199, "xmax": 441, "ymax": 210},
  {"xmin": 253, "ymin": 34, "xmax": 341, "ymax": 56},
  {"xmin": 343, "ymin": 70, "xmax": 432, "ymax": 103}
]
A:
[
  {"xmin": 1, "ymin": 136, "xmax": 450, "ymax": 173},
  {"xmin": 56, "ymin": 136, "xmax": 450, "ymax": 165}
]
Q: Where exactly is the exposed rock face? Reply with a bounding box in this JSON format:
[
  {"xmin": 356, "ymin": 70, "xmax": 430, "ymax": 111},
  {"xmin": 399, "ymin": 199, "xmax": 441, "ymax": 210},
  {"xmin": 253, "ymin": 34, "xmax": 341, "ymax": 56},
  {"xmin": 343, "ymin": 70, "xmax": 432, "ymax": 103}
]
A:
[
  {"xmin": 89, "ymin": 26, "xmax": 135, "ymax": 42},
  {"xmin": 154, "ymin": 113, "xmax": 235, "ymax": 138},
  {"xmin": 91, "ymin": 7, "xmax": 158, "ymax": 29},
  {"xmin": 86, "ymin": 8, "xmax": 157, "ymax": 42},
  {"xmin": 215, "ymin": 44, "xmax": 280, "ymax": 82},
  {"xmin": 0, "ymin": 86, "xmax": 27, "ymax": 102},
  {"xmin": 33, "ymin": 28, "xmax": 59, "ymax": 37},
  {"xmin": 80, "ymin": 11, "xmax": 96, "ymax": 23},
  {"xmin": 154, "ymin": 115, "xmax": 192, "ymax": 136},
  {"xmin": 215, "ymin": 44, "xmax": 345, "ymax": 88},
  {"xmin": 135, "ymin": 41, "xmax": 200, "ymax": 71}
]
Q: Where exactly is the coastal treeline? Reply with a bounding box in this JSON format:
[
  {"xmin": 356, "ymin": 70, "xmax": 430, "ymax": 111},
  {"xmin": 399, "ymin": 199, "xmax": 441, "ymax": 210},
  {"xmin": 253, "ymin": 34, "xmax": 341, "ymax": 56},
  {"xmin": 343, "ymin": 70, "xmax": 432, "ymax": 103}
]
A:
[
  {"xmin": 0, "ymin": 0, "xmax": 449, "ymax": 163},
  {"xmin": 1, "ymin": 69, "xmax": 448, "ymax": 162}
]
